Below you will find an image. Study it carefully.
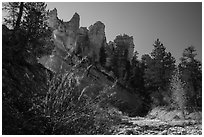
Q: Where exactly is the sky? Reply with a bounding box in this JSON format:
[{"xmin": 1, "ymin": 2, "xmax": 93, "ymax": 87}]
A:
[{"xmin": 46, "ymin": 2, "xmax": 202, "ymax": 63}]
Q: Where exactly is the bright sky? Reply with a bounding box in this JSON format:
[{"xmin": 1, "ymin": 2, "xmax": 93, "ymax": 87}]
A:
[{"xmin": 46, "ymin": 2, "xmax": 202, "ymax": 63}]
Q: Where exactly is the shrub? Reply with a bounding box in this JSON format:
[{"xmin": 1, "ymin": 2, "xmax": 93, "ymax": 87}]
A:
[
  {"xmin": 169, "ymin": 68, "xmax": 186, "ymax": 118},
  {"xmin": 41, "ymin": 67, "xmax": 122, "ymax": 134}
]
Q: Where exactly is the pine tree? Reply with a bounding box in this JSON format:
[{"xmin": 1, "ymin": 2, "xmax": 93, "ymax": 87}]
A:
[
  {"xmin": 22, "ymin": 2, "xmax": 51, "ymax": 57},
  {"xmin": 3, "ymin": 2, "xmax": 53, "ymax": 60},
  {"xmin": 179, "ymin": 46, "xmax": 202, "ymax": 109},
  {"xmin": 128, "ymin": 51, "xmax": 145, "ymax": 91},
  {"xmin": 144, "ymin": 39, "xmax": 176, "ymax": 90},
  {"xmin": 143, "ymin": 39, "xmax": 176, "ymax": 105}
]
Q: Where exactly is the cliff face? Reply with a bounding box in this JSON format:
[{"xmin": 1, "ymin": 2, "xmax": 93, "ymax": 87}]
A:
[
  {"xmin": 104, "ymin": 34, "xmax": 135, "ymax": 79},
  {"xmin": 39, "ymin": 9, "xmax": 80, "ymax": 73},
  {"xmin": 75, "ymin": 27, "xmax": 89, "ymax": 58},
  {"xmin": 47, "ymin": 8, "xmax": 106, "ymax": 63},
  {"xmin": 63, "ymin": 12, "xmax": 80, "ymax": 51},
  {"xmin": 47, "ymin": 8, "xmax": 80, "ymax": 52},
  {"xmin": 88, "ymin": 21, "xmax": 106, "ymax": 62},
  {"xmin": 47, "ymin": 8, "xmax": 59, "ymax": 29},
  {"xmin": 114, "ymin": 34, "xmax": 135, "ymax": 64},
  {"xmin": 40, "ymin": 9, "xmax": 108, "ymax": 73},
  {"xmin": 38, "ymin": 9, "xmax": 143, "ymax": 116}
]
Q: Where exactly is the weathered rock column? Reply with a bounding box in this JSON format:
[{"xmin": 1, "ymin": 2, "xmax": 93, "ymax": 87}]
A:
[{"xmin": 39, "ymin": 8, "xmax": 80, "ymax": 73}]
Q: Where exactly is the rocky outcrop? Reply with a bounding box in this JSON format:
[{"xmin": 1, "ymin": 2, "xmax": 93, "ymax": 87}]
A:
[
  {"xmin": 47, "ymin": 8, "xmax": 59, "ymax": 29},
  {"xmin": 88, "ymin": 21, "xmax": 106, "ymax": 62},
  {"xmin": 40, "ymin": 9, "xmax": 107, "ymax": 73},
  {"xmin": 105, "ymin": 41, "xmax": 115, "ymax": 68},
  {"xmin": 39, "ymin": 9, "xmax": 80, "ymax": 73},
  {"xmin": 105, "ymin": 34, "xmax": 135, "ymax": 78},
  {"xmin": 75, "ymin": 27, "xmax": 89, "ymax": 58},
  {"xmin": 38, "ymin": 9, "xmax": 143, "ymax": 116},
  {"xmin": 62, "ymin": 12, "xmax": 80, "ymax": 51},
  {"xmin": 114, "ymin": 34, "xmax": 135, "ymax": 63},
  {"xmin": 74, "ymin": 21, "xmax": 107, "ymax": 63},
  {"xmin": 48, "ymin": 8, "xmax": 80, "ymax": 52}
]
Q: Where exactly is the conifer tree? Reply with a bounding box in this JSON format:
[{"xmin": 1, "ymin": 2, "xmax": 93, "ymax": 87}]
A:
[
  {"xmin": 179, "ymin": 46, "xmax": 202, "ymax": 108},
  {"xmin": 128, "ymin": 51, "xmax": 145, "ymax": 91},
  {"xmin": 3, "ymin": 2, "xmax": 53, "ymax": 59},
  {"xmin": 143, "ymin": 39, "xmax": 176, "ymax": 105}
]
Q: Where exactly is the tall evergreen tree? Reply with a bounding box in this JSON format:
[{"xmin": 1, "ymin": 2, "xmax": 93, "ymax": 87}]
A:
[
  {"xmin": 143, "ymin": 39, "xmax": 176, "ymax": 105},
  {"xmin": 179, "ymin": 46, "xmax": 202, "ymax": 108},
  {"xmin": 128, "ymin": 51, "xmax": 145, "ymax": 91},
  {"xmin": 3, "ymin": 2, "xmax": 53, "ymax": 60},
  {"xmin": 22, "ymin": 2, "xmax": 51, "ymax": 57}
]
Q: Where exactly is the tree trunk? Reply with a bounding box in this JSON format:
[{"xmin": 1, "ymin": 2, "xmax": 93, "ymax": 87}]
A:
[{"xmin": 14, "ymin": 2, "xmax": 24, "ymax": 30}]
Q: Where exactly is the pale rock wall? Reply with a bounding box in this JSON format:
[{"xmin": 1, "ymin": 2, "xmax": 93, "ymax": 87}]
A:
[
  {"xmin": 88, "ymin": 21, "xmax": 106, "ymax": 62},
  {"xmin": 39, "ymin": 9, "xmax": 80, "ymax": 73},
  {"xmin": 47, "ymin": 8, "xmax": 80, "ymax": 53},
  {"xmin": 47, "ymin": 9, "xmax": 106, "ymax": 64},
  {"xmin": 75, "ymin": 27, "xmax": 90, "ymax": 57}
]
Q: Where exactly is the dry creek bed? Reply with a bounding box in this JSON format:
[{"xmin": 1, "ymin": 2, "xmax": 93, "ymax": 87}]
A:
[{"xmin": 113, "ymin": 116, "xmax": 202, "ymax": 135}]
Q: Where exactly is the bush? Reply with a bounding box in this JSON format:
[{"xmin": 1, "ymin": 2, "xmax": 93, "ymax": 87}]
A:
[
  {"xmin": 169, "ymin": 69, "xmax": 186, "ymax": 118},
  {"xmin": 2, "ymin": 56, "xmax": 122, "ymax": 135},
  {"xmin": 40, "ymin": 69, "xmax": 122, "ymax": 134}
]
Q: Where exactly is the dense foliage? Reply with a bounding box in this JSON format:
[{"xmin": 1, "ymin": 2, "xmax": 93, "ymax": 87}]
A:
[
  {"xmin": 179, "ymin": 46, "xmax": 202, "ymax": 110},
  {"xmin": 140, "ymin": 39, "xmax": 176, "ymax": 106}
]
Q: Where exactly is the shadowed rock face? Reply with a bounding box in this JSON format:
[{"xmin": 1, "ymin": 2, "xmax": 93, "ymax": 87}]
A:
[
  {"xmin": 114, "ymin": 35, "xmax": 135, "ymax": 64},
  {"xmin": 63, "ymin": 12, "xmax": 80, "ymax": 51},
  {"xmin": 75, "ymin": 22, "xmax": 107, "ymax": 63},
  {"xmin": 88, "ymin": 21, "xmax": 106, "ymax": 62},
  {"xmin": 75, "ymin": 27, "xmax": 89, "ymax": 57}
]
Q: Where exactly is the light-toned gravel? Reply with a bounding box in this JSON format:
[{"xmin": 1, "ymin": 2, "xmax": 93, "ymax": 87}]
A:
[{"xmin": 113, "ymin": 116, "xmax": 202, "ymax": 135}]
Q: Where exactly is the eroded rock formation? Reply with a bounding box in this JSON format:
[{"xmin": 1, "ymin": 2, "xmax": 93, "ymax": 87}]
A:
[
  {"xmin": 114, "ymin": 34, "xmax": 135, "ymax": 64},
  {"xmin": 47, "ymin": 8, "xmax": 80, "ymax": 53},
  {"xmin": 88, "ymin": 21, "xmax": 106, "ymax": 62},
  {"xmin": 40, "ymin": 8, "xmax": 108, "ymax": 73},
  {"xmin": 39, "ymin": 8, "xmax": 80, "ymax": 73},
  {"xmin": 75, "ymin": 27, "xmax": 89, "ymax": 58}
]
